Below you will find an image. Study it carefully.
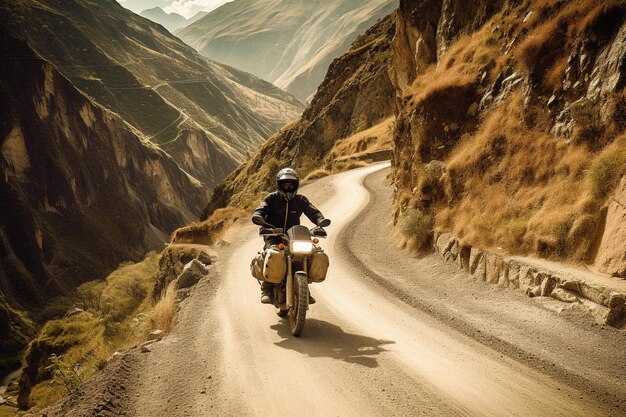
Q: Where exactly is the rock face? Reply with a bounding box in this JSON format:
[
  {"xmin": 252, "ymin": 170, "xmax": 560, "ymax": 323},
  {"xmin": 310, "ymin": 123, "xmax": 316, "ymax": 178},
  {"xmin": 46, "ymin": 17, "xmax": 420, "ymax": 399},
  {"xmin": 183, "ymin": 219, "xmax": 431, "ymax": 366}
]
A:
[
  {"xmin": 177, "ymin": 0, "xmax": 398, "ymax": 102},
  {"xmin": 203, "ymin": 13, "xmax": 397, "ymax": 216},
  {"xmin": 390, "ymin": 0, "xmax": 626, "ymax": 266},
  {"xmin": 0, "ymin": 29, "xmax": 208, "ymax": 373},
  {"xmin": 595, "ymin": 178, "xmax": 626, "ymax": 276},
  {"xmin": 0, "ymin": 0, "xmax": 304, "ymax": 189}
]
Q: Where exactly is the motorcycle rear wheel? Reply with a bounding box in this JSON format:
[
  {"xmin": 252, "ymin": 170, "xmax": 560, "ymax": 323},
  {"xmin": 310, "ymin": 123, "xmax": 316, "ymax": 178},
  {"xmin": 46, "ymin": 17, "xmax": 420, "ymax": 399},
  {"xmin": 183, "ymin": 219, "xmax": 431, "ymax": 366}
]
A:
[
  {"xmin": 289, "ymin": 272, "xmax": 309, "ymax": 337},
  {"xmin": 276, "ymin": 307, "xmax": 289, "ymax": 317}
]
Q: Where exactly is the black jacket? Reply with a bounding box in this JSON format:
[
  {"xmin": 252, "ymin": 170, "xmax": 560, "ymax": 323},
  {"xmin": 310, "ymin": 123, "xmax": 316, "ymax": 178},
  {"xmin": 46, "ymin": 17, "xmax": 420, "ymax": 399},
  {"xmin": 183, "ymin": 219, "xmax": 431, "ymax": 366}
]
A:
[{"xmin": 253, "ymin": 192, "xmax": 324, "ymax": 231}]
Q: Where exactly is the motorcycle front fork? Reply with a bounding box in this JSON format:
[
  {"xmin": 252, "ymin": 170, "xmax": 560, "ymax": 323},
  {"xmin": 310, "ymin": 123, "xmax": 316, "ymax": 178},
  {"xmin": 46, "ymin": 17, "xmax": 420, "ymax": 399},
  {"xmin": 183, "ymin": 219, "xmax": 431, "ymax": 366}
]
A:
[
  {"xmin": 286, "ymin": 255, "xmax": 308, "ymax": 309},
  {"xmin": 286, "ymin": 255, "xmax": 293, "ymax": 308}
]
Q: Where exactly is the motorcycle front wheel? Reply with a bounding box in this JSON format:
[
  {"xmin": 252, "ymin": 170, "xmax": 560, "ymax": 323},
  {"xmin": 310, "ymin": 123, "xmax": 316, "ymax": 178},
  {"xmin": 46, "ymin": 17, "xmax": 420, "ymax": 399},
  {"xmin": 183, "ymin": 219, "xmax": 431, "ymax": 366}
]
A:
[{"xmin": 289, "ymin": 271, "xmax": 309, "ymax": 337}]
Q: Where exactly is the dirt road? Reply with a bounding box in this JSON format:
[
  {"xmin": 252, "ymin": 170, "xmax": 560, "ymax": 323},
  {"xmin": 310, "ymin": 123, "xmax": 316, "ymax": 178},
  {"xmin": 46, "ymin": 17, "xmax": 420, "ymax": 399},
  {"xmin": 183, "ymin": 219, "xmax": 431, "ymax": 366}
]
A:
[{"xmin": 58, "ymin": 163, "xmax": 625, "ymax": 417}]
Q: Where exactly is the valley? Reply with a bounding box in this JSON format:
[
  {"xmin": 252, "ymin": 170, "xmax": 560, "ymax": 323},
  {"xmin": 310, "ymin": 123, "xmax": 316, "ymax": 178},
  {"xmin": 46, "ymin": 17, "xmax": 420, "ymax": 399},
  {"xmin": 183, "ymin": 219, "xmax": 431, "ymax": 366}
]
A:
[{"xmin": 1, "ymin": 0, "xmax": 625, "ymax": 415}]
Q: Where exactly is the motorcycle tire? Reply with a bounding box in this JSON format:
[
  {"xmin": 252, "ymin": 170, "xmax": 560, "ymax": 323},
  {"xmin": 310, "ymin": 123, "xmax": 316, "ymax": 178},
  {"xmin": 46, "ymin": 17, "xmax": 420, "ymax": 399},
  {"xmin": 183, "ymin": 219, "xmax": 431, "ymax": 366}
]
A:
[
  {"xmin": 289, "ymin": 271, "xmax": 309, "ymax": 337},
  {"xmin": 276, "ymin": 307, "xmax": 289, "ymax": 317}
]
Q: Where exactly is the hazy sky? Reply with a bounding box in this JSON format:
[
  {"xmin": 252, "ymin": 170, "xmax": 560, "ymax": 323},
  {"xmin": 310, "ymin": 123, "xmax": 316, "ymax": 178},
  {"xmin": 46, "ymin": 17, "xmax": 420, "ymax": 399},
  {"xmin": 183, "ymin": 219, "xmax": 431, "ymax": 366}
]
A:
[{"xmin": 117, "ymin": 0, "xmax": 233, "ymax": 18}]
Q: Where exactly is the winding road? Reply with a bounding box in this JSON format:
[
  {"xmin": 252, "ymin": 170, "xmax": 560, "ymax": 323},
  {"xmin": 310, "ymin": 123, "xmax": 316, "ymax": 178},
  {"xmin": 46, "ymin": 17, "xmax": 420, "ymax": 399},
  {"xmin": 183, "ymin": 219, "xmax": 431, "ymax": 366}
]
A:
[{"xmin": 118, "ymin": 162, "xmax": 626, "ymax": 417}]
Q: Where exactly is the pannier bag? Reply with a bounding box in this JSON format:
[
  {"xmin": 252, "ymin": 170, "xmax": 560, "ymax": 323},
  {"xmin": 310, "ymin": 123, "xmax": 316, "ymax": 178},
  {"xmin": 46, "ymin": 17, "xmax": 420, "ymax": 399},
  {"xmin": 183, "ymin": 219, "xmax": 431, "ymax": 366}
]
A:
[
  {"xmin": 263, "ymin": 248, "xmax": 287, "ymax": 283},
  {"xmin": 309, "ymin": 248, "xmax": 329, "ymax": 283},
  {"xmin": 250, "ymin": 251, "xmax": 264, "ymax": 281}
]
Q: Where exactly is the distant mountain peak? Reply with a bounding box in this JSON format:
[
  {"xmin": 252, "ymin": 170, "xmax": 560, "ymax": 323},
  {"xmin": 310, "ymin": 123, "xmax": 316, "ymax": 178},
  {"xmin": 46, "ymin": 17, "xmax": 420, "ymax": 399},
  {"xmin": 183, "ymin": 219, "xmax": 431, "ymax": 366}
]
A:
[
  {"xmin": 177, "ymin": 0, "xmax": 398, "ymax": 102},
  {"xmin": 140, "ymin": 6, "xmax": 186, "ymax": 31}
]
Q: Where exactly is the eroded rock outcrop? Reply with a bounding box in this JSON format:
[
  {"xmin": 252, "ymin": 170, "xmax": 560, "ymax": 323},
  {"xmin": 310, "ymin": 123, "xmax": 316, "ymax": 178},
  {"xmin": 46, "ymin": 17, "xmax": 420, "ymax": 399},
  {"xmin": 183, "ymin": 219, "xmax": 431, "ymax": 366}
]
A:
[
  {"xmin": 0, "ymin": 31, "xmax": 206, "ymax": 372},
  {"xmin": 0, "ymin": 0, "xmax": 304, "ymax": 189},
  {"xmin": 595, "ymin": 178, "xmax": 626, "ymax": 276},
  {"xmin": 391, "ymin": 0, "xmax": 626, "ymax": 269}
]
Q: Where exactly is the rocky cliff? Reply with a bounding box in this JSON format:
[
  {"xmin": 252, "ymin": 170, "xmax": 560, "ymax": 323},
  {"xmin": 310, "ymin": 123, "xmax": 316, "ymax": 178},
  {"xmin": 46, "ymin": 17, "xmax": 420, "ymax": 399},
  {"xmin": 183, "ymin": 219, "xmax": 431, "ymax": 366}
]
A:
[
  {"xmin": 389, "ymin": 0, "xmax": 626, "ymax": 274},
  {"xmin": 202, "ymin": 0, "xmax": 626, "ymax": 277},
  {"xmin": 0, "ymin": 0, "xmax": 304, "ymax": 190},
  {"xmin": 0, "ymin": 29, "xmax": 207, "ymax": 374},
  {"xmin": 203, "ymin": 13, "xmax": 397, "ymax": 217},
  {"xmin": 177, "ymin": 0, "xmax": 398, "ymax": 102}
]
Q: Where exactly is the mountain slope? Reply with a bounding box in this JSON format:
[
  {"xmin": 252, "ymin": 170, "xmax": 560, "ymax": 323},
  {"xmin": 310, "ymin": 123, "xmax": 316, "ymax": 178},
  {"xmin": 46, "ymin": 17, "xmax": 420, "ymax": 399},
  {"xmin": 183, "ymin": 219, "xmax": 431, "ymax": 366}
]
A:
[
  {"xmin": 140, "ymin": 7, "xmax": 187, "ymax": 32},
  {"xmin": 140, "ymin": 7, "xmax": 208, "ymax": 32},
  {"xmin": 0, "ymin": 27, "xmax": 209, "ymax": 374},
  {"xmin": 0, "ymin": 0, "xmax": 304, "ymax": 190},
  {"xmin": 201, "ymin": 0, "xmax": 626, "ymax": 275},
  {"xmin": 177, "ymin": 0, "xmax": 398, "ymax": 102},
  {"xmin": 202, "ymin": 13, "xmax": 396, "ymax": 217},
  {"xmin": 389, "ymin": 0, "xmax": 626, "ymax": 271}
]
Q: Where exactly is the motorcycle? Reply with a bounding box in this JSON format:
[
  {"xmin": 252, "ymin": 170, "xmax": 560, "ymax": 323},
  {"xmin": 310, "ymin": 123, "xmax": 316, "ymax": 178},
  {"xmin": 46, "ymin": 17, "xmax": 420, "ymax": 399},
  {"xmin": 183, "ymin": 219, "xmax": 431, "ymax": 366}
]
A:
[{"xmin": 256, "ymin": 218, "xmax": 331, "ymax": 337}]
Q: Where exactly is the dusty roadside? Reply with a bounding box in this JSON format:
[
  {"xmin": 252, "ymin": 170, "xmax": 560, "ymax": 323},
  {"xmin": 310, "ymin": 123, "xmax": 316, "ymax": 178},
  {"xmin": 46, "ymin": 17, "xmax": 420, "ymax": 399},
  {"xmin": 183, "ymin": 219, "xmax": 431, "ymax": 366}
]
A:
[
  {"xmin": 36, "ymin": 163, "xmax": 626, "ymax": 417},
  {"xmin": 341, "ymin": 167, "xmax": 626, "ymax": 413}
]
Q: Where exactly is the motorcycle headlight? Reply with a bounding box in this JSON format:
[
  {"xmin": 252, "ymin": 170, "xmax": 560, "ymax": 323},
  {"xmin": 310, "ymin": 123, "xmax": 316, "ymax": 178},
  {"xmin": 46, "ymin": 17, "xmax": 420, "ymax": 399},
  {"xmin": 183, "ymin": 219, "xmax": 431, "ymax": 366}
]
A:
[{"xmin": 291, "ymin": 240, "xmax": 313, "ymax": 254}]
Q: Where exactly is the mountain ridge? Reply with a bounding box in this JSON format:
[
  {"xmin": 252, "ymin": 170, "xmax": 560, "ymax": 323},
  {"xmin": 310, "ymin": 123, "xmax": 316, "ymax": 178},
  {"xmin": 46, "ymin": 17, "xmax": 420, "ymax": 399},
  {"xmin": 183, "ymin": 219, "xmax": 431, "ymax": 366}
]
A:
[
  {"xmin": 140, "ymin": 7, "xmax": 208, "ymax": 32},
  {"xmin": 0, "ymin": 0, "xmax": 304, "ymax": 190},
  {"xmin": 177, "ymin": 0, "xmax": 398, "ymax": 102}
]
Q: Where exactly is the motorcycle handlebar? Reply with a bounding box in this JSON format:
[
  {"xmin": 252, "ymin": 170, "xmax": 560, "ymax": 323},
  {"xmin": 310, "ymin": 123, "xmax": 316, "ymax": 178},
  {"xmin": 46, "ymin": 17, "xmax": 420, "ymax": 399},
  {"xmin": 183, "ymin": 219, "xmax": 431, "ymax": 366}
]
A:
[{"xmin": 258, "ymin": 226, "xmax": 327, "ymax": 238}]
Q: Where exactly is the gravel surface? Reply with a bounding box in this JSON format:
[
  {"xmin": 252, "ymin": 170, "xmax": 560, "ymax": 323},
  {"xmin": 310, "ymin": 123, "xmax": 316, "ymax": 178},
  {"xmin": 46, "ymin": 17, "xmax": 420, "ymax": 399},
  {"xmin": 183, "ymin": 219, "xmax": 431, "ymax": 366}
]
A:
[{"xmin": 39, "ymin": 163, "xmax": 626, "ymax": 417}]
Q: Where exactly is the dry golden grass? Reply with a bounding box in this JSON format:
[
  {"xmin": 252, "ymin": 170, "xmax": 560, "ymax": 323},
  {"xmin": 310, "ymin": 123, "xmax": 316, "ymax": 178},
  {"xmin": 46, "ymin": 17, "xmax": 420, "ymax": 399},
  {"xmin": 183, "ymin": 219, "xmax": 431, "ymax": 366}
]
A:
[
  {"xmin": 392, "ymin": 0, "xmax": 626, "ymax": 261},
  {"xmin": 430, "ymin": 92, "xmax": 614, "ymax": 258},
  {"xmin": 150, "ymin": 282, "xmax": 177, "ymax": 332},
  {"xmin": 26, "ymin": 252, "xmax": 162, "ymax": 411},
  {"xmin": 303, "ymin": 169, "xmax": 330, "ymax": 182},
  {"xmin": 516, "ymin": 0, "xmax": 626, "ymax": 90},
  {"xmin": 172, "ymin": 207, "xmax": 248, "ymax": 245},
  {"xmin": 325, "ymin": 117, "xmax": 394, "ymax": 163}
]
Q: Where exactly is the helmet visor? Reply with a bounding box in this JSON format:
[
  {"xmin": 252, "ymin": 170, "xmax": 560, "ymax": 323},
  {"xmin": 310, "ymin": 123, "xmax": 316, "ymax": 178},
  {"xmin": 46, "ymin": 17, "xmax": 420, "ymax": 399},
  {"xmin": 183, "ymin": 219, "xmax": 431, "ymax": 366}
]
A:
[{"xmin": 279, "ymin": 181, "xmax": 297, "ymax": 192}]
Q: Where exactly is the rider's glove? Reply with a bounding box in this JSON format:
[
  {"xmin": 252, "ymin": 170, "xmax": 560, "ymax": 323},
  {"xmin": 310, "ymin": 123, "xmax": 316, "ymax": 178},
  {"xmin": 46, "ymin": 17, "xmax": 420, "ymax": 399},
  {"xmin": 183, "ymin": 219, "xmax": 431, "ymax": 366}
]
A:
[{"xmin": 316, "ymin": 218, "xmax": 331, "ymax": 227}]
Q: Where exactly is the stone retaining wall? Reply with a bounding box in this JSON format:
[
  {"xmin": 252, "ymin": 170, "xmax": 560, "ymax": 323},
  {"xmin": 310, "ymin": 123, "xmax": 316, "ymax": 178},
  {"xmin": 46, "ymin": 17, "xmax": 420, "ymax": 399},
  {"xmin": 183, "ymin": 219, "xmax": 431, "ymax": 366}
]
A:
[{"xmin": 434, "ymin": 232, "xmax": 626, "ymax": 328}]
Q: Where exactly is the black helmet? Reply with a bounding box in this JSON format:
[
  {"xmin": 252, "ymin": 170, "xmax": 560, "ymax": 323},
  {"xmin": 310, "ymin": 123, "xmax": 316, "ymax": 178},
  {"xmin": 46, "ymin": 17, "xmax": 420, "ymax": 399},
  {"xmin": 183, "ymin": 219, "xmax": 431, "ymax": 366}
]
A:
[{"xmin": 276, "ymin": 167, "xmax": 299, "ymax": 201}]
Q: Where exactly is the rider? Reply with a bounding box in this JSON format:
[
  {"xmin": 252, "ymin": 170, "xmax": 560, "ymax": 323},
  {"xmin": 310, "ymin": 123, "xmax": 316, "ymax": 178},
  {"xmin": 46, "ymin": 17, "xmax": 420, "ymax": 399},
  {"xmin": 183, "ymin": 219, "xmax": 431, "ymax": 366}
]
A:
[{"xmin": 252, "ymin": 167, "xmax": 329, "ymax": 304}]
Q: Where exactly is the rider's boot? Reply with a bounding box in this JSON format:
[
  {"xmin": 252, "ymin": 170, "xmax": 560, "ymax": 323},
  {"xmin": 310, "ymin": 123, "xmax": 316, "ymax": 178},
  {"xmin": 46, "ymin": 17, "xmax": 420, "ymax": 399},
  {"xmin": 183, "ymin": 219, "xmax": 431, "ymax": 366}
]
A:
[{"xmin": 261, "ymin": 281, "xmax": 273, "ymax": 304}]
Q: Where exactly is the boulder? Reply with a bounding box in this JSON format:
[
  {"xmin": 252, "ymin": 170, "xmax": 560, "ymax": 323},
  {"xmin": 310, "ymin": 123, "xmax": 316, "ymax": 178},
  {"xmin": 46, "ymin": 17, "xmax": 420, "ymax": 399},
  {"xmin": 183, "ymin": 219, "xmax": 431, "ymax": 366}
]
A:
[
  {"xmin": 445, "ymin": 239, "xmax": 459, "ymax": 262},
  {"xmin": 176, "ymin": 259, "xmax": 208, "ymax": 289},
  {"xmin": 577, "ymin": 283, "xmax": 609, "ymax": 307},
  {"xmin": 507, "ymin": 261, "xmax": 521, "ymax": 288},
  {"xmin": 148, "ymin": 330, "xmax": 164, "ymax": 341},
  {"xmin": 485, "ymin": 253, "xmax": 507, "ymax": 285},
  {"xmin": 197, "ymin": 250, "xmax": 212, "ymax": 266},
  {"xmin": 594, "ymin": 177, "xmax": 626, "ymax": 277},
  {"xmin": 517, "ymin": 265, "xmax": 537, "ymax": 292},
  {"xmin": 469, "ymin": 248, "xmax": 486, "ymax": 281},
  {"xmin": 589, "ymin": 304, "xmax": 623, "ymax": 326},
  {"xmin": 552, "ymin": 288, "xmax": 579, "ymax": 303},
  {"xmin": 607, "ymin": 292, "xmax": 625, "ymax": 309},
  {"xmin": 540, "ymin": 275, "xmax": 558, "ymax": 296},
  {"xmin": 435, "ymin": 233, "xmax": 454, "ymax": 255},
  {"xmin": 458, "ymin": 245, "xmax": 471, "ymax": 271}
]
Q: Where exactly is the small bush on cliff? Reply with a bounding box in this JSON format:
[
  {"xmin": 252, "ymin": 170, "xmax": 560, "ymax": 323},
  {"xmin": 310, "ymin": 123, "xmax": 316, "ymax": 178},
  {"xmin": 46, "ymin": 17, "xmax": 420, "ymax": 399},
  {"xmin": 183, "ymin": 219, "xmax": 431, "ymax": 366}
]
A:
[
  {"xmin": 589, "ymin": 150, "xmax": 626, "ymax": 199},
  {"xmin": 99, "ymin": 252, "xmax": 159, "ymax": 321},
  {"xmin": 398, "ymin": 208, "xmax": 433, "ymax": 251}
]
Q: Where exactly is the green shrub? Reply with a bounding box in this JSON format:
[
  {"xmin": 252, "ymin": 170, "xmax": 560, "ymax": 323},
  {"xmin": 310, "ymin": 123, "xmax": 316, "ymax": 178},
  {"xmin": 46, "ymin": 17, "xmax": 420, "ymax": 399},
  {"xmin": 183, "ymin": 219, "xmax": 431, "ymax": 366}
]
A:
[
  {"xmin": 589, "ymin": 153, "xmax": 626, "ymax": 198},
  {"xmin": 99, "ymin": 253, "xmax": 158, "ymax": 321},
  {"xmin": 76, "ymin": 280, "xmax": 106, "ymax": 311},
  {"xmin": 45, "ymin": 354, "xmax": 83, "ymax": 394},
  {"xmin": 398, "ymin": 208, "xmax": 434, "ymax": 249}
]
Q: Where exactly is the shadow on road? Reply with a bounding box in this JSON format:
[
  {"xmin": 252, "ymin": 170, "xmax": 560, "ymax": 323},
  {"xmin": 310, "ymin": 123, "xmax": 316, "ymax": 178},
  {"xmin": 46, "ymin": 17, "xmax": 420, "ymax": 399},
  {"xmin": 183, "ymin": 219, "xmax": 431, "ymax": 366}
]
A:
[{"xmin": 271, "ymin": 319, "xmax": 395, "ymax": 368}]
